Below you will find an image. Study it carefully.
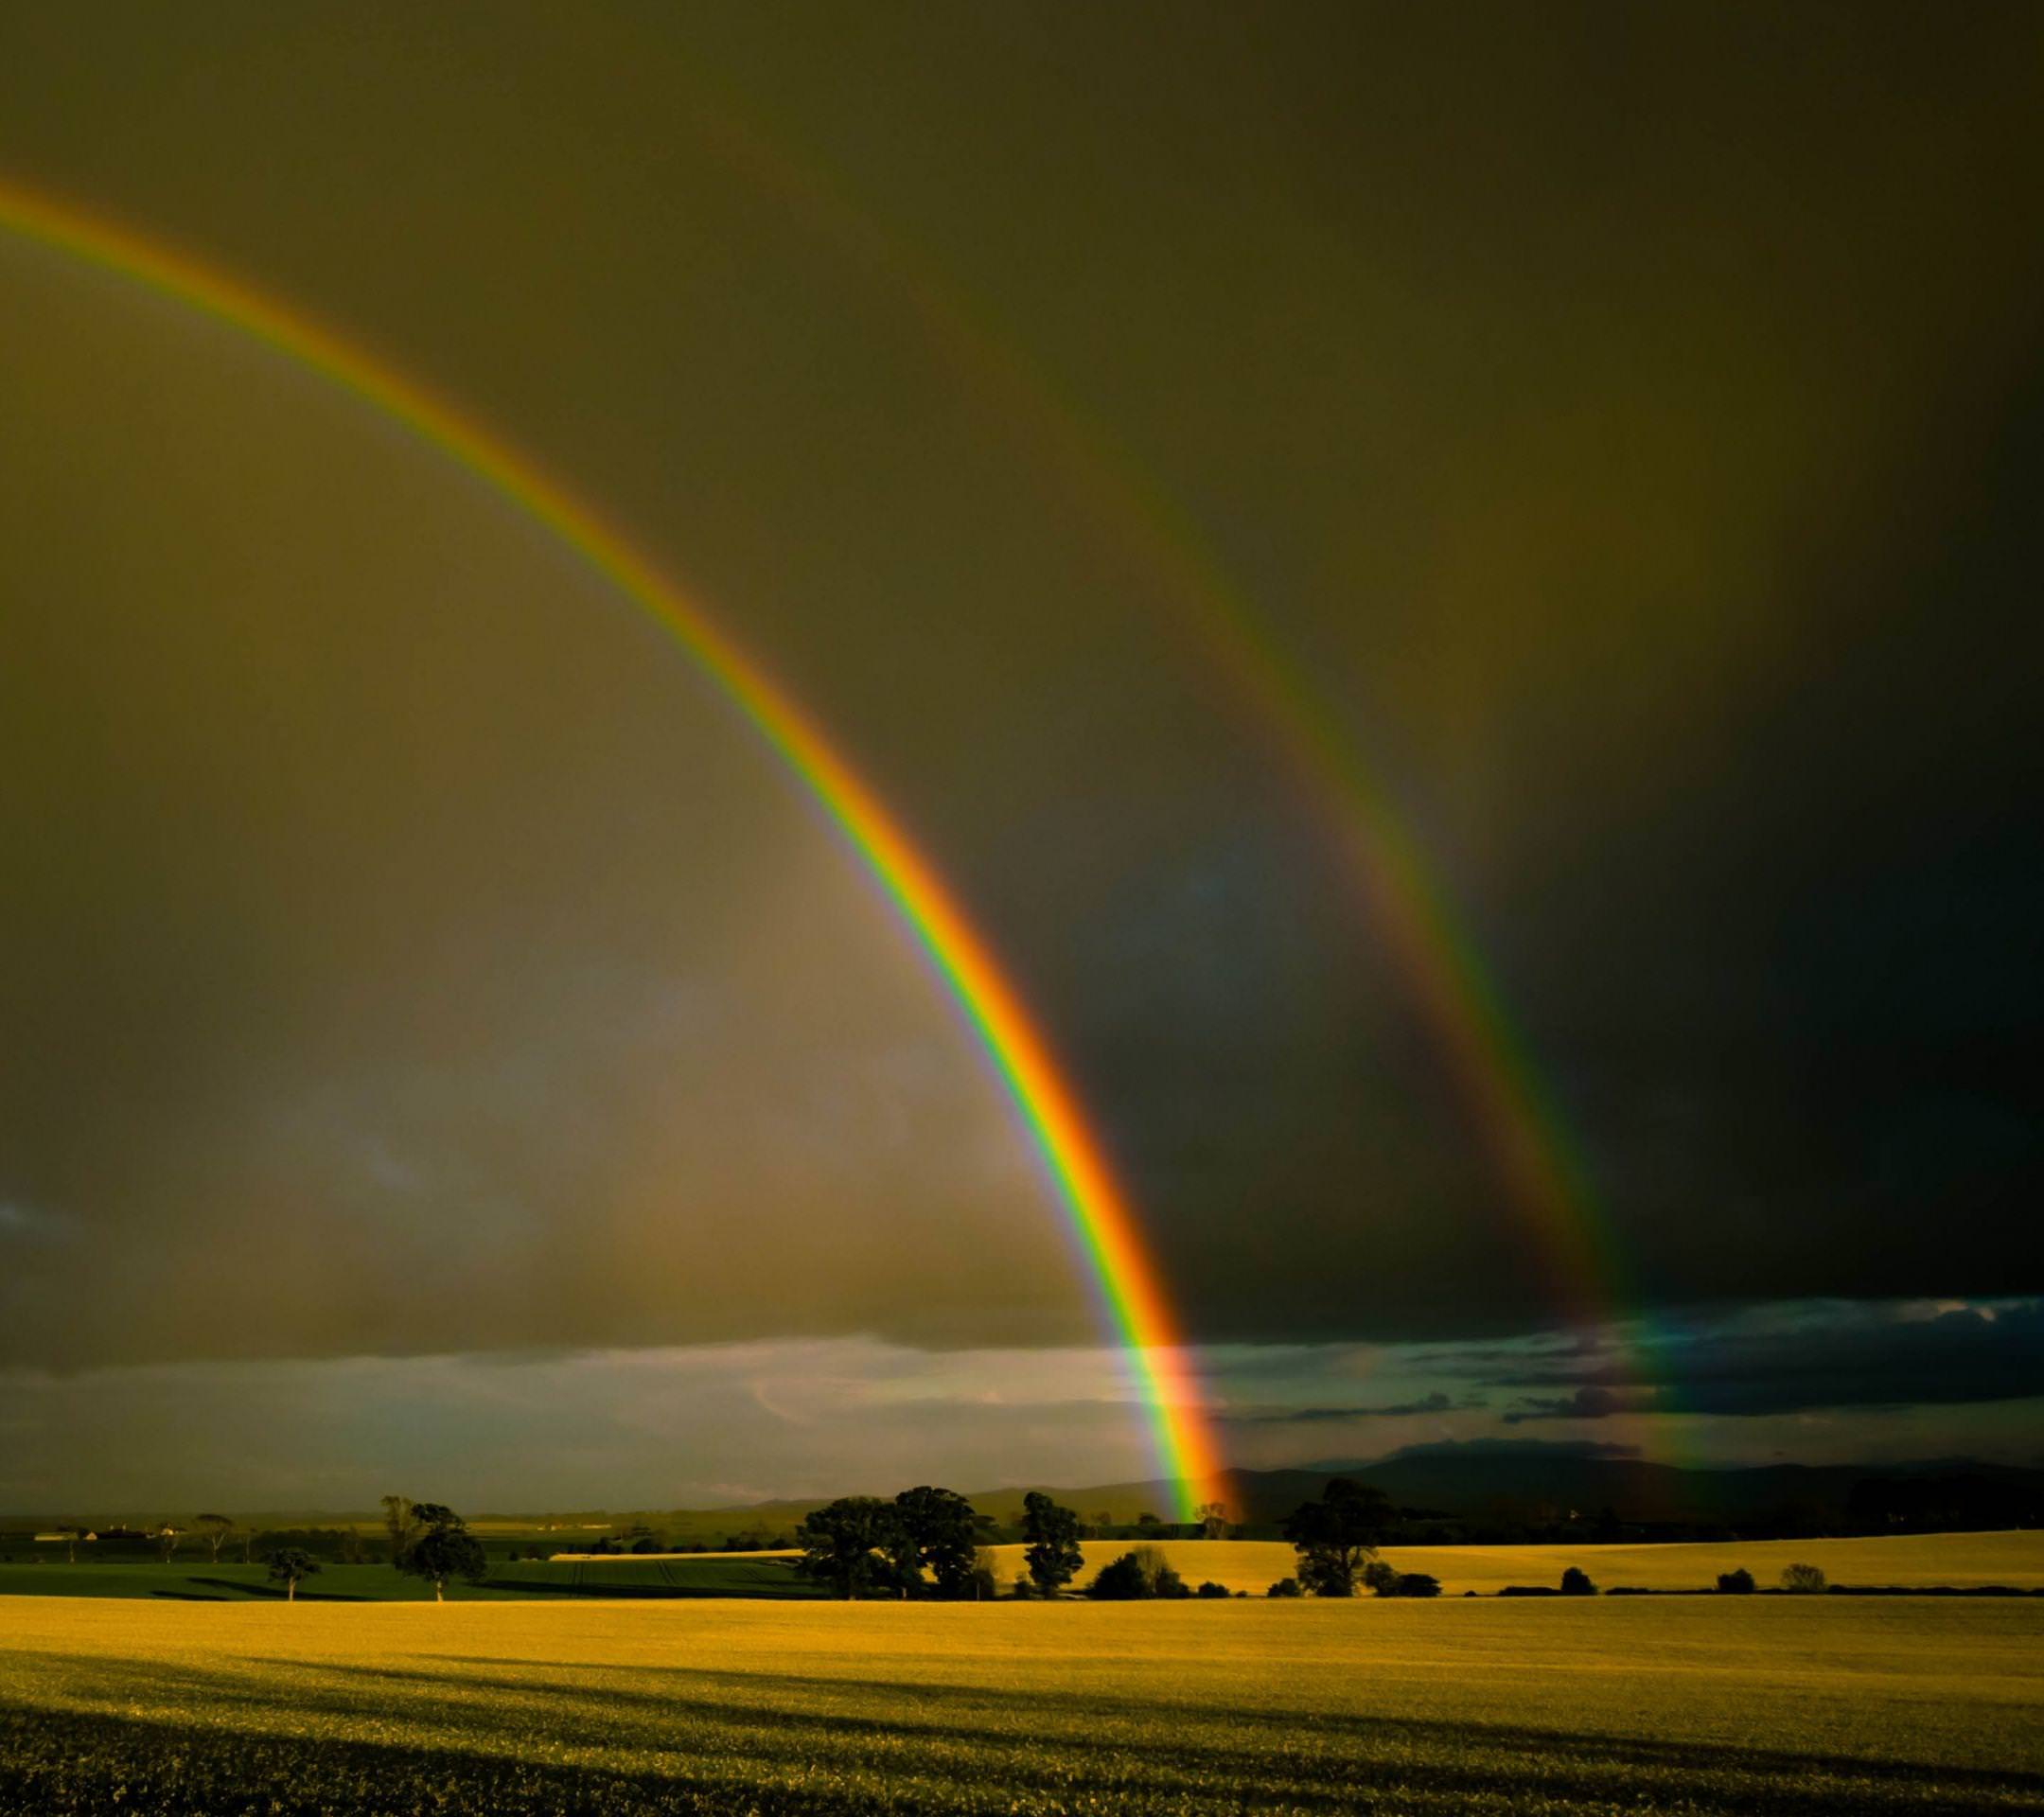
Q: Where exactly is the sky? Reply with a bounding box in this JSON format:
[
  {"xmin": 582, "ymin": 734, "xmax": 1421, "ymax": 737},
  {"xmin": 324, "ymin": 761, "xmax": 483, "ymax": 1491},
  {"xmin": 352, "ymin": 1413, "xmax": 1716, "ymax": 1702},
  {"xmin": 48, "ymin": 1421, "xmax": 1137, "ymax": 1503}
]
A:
[{"xmin": 2, "ymin": 3, "xmax": 2039, "ymax": 1509}]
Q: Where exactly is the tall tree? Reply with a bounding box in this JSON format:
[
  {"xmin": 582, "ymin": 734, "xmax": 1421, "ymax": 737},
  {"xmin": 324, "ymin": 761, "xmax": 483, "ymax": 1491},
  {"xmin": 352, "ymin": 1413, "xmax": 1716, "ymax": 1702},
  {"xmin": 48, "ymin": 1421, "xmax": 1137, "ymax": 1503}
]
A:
[
  {"xmin": 396, "ymin": 1505, "xmax": 488, "ymax": 1602},
  {"xmin": 1282, "ymin": 1478, "xmax": 1390, "ymax": 1597},
  {"xmin": 1020, "ymin": 1492, "xmax": 1084, "ymax": 1597},
  {"xmin": 381, "ymin": 1493, "xmax": 423, "ymax": 1566},
  {"xmin": 266, "ymin": 1548, "xmax": 320, "ymax": 1602},
  {"xmin": 890, "ymin": 1486, "xmax": 980, "ymax": 1598},
  {"xmin": 195, "ymin": 1514, "xmax": 235, "ymax": 1564},
  {"xmin": 798, "ymin": 1497, "xmax": 904, "ymax": 1599}
]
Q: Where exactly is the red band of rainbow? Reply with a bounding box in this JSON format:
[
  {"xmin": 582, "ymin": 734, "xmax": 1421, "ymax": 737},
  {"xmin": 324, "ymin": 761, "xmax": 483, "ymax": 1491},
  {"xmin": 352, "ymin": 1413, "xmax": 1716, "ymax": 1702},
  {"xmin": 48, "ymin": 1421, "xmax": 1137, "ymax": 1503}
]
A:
[{"xmin": 0, "ymin": 175, "xmax": 1225, "ymax": 1520}]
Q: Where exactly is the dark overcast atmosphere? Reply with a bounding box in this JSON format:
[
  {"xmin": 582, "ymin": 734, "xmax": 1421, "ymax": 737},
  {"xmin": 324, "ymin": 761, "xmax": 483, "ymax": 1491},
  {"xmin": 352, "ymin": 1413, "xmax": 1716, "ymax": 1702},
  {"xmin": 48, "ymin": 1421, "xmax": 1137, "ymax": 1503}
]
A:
[{"xmin": 2, "ymin": 3, "xmax": 2039, "ymax": 1504}]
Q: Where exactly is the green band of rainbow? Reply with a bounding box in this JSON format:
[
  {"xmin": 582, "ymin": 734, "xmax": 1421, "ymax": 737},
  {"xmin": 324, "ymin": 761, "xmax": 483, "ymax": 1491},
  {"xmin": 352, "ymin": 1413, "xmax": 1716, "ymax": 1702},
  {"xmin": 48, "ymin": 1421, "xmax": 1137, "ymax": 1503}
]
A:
[{"xmin": 0, "ymin": 175, "xmax": 1223, "ymax": 1520}]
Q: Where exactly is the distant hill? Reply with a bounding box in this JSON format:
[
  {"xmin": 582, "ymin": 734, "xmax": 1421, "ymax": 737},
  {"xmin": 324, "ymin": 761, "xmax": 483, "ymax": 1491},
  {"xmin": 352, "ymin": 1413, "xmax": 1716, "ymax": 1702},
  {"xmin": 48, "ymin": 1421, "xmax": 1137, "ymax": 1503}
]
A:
[
  {"xmin": 11, "ymin": 1444, "xmax": 2037, "ymax": 1541},
  {"xmin": 973, "ymin": 1445, "xmax": 2044, "ymax": 1534}
]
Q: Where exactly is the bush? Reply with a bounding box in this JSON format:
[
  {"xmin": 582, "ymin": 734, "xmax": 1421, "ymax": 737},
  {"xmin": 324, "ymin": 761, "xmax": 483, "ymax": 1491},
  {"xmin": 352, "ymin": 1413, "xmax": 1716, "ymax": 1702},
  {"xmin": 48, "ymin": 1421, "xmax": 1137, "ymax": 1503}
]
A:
[
  {"xmin": 1195, "ymin": 1580, "xmax": 1230, "ymax": 1598},
  {"xmin": 1396, "ymin": 1572, "xmax": 1443, "ymax": 1598},
  {"xmin": 1010, "ymin": 1573, "xmax": 1036, "ymax": 1599},
  {"xmin": 1717, "ymin": 1568, "xmax": 1756, "ymax": 1595},
  {"xmin": 1362, "ymin": 1559, "xmax": 1400, "ymax": 1596},
  {"xmin": 1781, "ymin": 1562, "xmax": 1827, "ymax": 1595},
  {"xmin": 1499, "ymin": 1585, "xmax": 1559, "ymax": 1596},
  {"xmin": 1559, "ymin": 1566, "xmax": 1597, "ymax": 1596},
  {"xmin": 1090, "ymin": 1545, "xmax": 1189, "ymax": 1600},
  {"xmin": 1267, "ymin": 1577, "xmax": 1302, "ymax": 1598}
]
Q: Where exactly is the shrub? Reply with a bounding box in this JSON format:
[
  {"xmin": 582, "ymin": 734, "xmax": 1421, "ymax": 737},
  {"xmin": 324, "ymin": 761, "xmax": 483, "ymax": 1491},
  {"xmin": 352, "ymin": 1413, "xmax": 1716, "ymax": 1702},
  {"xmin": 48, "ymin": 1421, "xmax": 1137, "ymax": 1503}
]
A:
[
  {"xmin": 1717, "ymin": 1568, "xmax": 1756, "ymax": 1595},
  {"xmin": 1010, "ymin": 1573, "xmax": 1036, "ymax": 1600},
  {"xmin": 1396, "ymin": 1572, "xmax": 1443, "ymax": 1598},
  {"xmin": 1362, "ymin": 1559, "xmax": 1400, "ymax": 1596},
  {"xmin": 1195, "ymin": 1580, "xmax": 1230, "ymax": 1598},
  {"xmin": 1267, "ymin": 1577, "xmax": 1302, "ymax": 1597},
  {"xmin": 1559, "ymin": 1566, "xmax": 1597, "ymax": 1596},
  {"xmin": 1088, "ymin": 1551, "xmax": 1153, "ymax": 1600},
  {"xmin": 1781, "ymin": 1562, "xmax": 1827, "ymax": 1595},
  {"xmin": 1499, "ymin": 1585, "xmax": 1559, "ymax": 1596},
  {"xmin": 1154, "ymin": 1561, "xmax": 1191, "ymax": 1600}
]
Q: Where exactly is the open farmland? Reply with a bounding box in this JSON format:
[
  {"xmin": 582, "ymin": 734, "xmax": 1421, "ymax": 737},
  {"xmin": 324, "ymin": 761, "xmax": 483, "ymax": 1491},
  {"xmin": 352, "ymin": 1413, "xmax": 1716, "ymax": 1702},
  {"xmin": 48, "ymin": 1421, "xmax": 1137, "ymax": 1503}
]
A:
[
  {"xmin": 0, "ymin": 1552, "xmax": 814, "ymax": 1602},
  {"xmin": 2, "ymin": 1595, "xmax": 2040, "ymax": 1813},
  {"xmin": 977, "ymin": 1528, "xmax": 2044, "ymax": 1597}
]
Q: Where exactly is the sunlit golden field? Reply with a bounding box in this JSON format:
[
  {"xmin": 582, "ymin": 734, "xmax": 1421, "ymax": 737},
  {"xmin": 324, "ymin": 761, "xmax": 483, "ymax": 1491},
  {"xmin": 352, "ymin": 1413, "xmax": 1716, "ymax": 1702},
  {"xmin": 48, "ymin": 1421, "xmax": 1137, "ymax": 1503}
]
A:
[
  {"xmin": 978, "ymin": 1528, "xmax": 2044, "ymax": 1596},
  {"xmin": 4, "ymin": 1593, "xmax": 2041, "ymax": 1813}
]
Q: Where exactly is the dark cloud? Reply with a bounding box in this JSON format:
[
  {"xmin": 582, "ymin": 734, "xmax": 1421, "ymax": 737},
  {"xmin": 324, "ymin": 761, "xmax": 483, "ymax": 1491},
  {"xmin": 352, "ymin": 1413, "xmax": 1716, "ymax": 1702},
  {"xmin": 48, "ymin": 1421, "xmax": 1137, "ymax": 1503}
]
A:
[
  {"xmin": 1219, "ymin": 1391, "xmax": 1474, "ymax": 1425},
  {"xmin": 1492, "ymin": 1302, "xmax": 2044, "ymax": 1421},
  {"xmin": 1381, "ymin": 1438, "xmax": 1643, "ymax": 1464},
  {"xmin": 0, "ymin": 2, "xmax": 2037, "ymax": 1393}
]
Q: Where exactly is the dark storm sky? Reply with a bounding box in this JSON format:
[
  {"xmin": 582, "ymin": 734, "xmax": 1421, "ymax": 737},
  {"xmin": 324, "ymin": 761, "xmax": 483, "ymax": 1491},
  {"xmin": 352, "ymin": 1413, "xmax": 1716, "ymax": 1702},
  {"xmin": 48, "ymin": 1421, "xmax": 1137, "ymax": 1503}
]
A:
[{"xmin": 2, "ymin": 4, "xmax": 2038, "ymax": 1500}]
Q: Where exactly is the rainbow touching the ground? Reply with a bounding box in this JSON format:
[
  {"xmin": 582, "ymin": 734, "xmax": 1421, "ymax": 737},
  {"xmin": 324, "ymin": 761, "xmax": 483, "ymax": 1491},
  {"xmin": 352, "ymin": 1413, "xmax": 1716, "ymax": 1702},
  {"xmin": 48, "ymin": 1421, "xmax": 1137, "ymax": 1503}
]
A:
[{"xmin": 0, "ymin": 175, "xmax": 1225, "ymax": 1521}]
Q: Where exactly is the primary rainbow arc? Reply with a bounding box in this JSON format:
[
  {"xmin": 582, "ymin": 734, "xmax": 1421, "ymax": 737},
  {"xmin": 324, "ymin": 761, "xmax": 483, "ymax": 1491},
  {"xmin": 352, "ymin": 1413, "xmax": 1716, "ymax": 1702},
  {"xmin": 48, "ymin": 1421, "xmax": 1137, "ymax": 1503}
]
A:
[{"xmin": 0, "ymin": 175, "xmax": 1224, "ymax": 1520}]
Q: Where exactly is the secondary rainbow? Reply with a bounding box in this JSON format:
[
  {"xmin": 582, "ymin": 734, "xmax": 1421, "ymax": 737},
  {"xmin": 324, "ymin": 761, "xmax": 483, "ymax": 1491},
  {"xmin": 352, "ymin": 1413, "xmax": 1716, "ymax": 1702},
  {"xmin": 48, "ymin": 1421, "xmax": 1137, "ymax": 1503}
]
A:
[
  {"xmin": 0, "ymin": 175, "xmax": 1224, "ymax": 1520},
  {"xmin": 676, "ymin": 97, "xmax": 1665, "ymax": 1422}
]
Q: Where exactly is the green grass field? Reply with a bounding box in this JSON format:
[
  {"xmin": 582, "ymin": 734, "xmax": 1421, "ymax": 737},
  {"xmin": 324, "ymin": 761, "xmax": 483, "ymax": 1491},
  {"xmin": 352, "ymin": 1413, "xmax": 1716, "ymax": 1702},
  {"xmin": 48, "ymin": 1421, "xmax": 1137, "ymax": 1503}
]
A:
[
  {"xmin": 0, "ymin": 1552, "xmax": 817, "ymax": 1601},
  {"xmin": 1, "ymin": 1595, "xmax": 2038, "ymax": 1812}
]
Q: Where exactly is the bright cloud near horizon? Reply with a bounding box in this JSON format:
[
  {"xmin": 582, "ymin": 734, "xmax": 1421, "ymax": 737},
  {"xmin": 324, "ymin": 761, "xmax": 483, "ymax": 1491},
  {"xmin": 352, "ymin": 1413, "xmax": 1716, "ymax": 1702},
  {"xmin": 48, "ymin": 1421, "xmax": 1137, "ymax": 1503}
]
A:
[{"xmin": 3, "ymin": 5, "xmax": 2040, "ymax": 1507}]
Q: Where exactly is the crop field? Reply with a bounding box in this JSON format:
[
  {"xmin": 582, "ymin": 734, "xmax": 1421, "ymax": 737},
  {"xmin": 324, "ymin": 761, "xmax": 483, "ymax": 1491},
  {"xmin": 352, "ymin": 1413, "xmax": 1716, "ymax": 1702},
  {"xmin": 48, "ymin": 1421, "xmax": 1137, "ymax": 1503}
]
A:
[
  {"xmin": 978, "ymin": 1528, "xmax": 2044, "ymax": 1596},
  {"xmin": 1, "ymin": 1595, "xmax": 2039, "ymax": 1813}
]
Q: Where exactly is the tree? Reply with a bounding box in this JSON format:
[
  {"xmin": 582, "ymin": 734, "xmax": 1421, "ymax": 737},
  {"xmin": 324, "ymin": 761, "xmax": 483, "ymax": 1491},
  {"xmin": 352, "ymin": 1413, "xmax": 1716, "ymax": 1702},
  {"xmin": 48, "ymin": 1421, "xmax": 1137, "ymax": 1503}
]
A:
[
  {"xmin": 1366, "ymin": 1560, "xmax": 1442, "ymax": 1598},
  {"xmin": 381, "ymin": 1494, "xmax": 423, "ymax": 1567},
  {"xmin": 1267, "ymin": 1577, "xmax": 1302, "ymax": 1597},
  {"xmin": 1282, "ymin": 1478, "xmax": 1391, "ymax": 1597},
  {"xmin": 889, "ymin": 1487, "xmax": 981, "ymax": 1598},
  {"xmin": 1020, "ymin": 1491, "xmax": 1084, "ymax": 1597},
  {"xmin": 156, "ymin": 1526, "xmax": 181, "ymax": 1564},
  {"xmin": 1196, "ymin": 1501, "xmax": 1229, "ymax": 1541},
  {"xmin": 267, "ymin": 1548, "xmax": 320, "ymax": 1602},
  {"xmin": 798, "ymin": 1497, "xmax": 904, "ymax": 1599},
  {"xmin": 396, "ymin": 1505, "xmax": 487, "ymax": 1601},
  {"xmin": 196, "ymin": 1515, "xmax": 235, "ymax": 1565},
  {"xmin": 968, "ymin": 1547, "xmax": 1001, "ymax": 1601},
  {"xmin": 1717, "ymin": 1568, "xmax": 1756, "ymax": 1595},
  {"xmin": 1196, "ymin": 1580, "xmax": 1231, "ymax": 1598},
  {"xmin": 1559, "ymin": 1566, "xmax": 1597, "ymax": 1596},
  {"xmin": 1781, "ymin": 1562, "xmax": 1827, "ymax": 1595},
  {"xmin": 1088, "ymin": 1550, "xmax": 1154, "ymax": 1599}
]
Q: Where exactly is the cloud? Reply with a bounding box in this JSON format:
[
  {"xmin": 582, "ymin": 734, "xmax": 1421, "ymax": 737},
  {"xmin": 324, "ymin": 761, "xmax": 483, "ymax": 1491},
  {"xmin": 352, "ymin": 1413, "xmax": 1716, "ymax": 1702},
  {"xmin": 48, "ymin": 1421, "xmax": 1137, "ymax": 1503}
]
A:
[
  {"xmin": 0, "ymin": 1339, "xmax": 1172, "ymax": 1510},
  {"xmin": 1379, "ymin": 1438, "xmax": 1643, "ymax": 1462},
  {"xmin": 1219, "ymin": 1391, "xmax": 1477, "ymax": 1425},
  {"xmin": 1488, "ymin": 1300, "xmax": 2044, "ymax": 1420},
  {"xmin": 0, "ymin": 6, "xmax": 2039, "ymax": 1380}
]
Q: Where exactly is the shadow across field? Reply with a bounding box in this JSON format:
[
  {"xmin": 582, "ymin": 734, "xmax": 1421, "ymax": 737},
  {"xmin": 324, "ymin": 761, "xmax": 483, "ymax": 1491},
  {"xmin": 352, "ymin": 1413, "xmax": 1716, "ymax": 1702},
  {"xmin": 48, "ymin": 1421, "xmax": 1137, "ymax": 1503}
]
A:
[{"xmin": 6, "ymin": 1650, "xmax": 2039, "ymax": 1814}]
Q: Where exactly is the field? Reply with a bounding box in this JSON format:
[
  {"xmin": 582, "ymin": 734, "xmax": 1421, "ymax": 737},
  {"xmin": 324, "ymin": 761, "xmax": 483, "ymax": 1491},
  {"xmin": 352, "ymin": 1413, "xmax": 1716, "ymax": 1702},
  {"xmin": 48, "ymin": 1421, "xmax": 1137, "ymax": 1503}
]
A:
[
  {"xmin": 978, "ymin": 1529, "xmax": 2044, "ymax": 1596},
  {"xmin": 0, "ymin": 1552, "xmax": 814, "ymax": 1601},
  {"xmin": 2, "ymin": 1595, "xmax": 2040, "ymax": 1813}
]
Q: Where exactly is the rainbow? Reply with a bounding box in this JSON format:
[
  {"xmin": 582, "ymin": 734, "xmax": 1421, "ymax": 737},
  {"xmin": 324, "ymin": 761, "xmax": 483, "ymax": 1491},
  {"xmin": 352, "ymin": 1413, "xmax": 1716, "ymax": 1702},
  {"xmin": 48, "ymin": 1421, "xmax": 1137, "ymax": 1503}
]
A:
[
  {"xmin": 0, "ymin": 175, "xmax": 1225, "ymax": 1519},
  {"xmin": 675, "ymin": 98, "xmax": 1649, "ymax": 1386}
]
